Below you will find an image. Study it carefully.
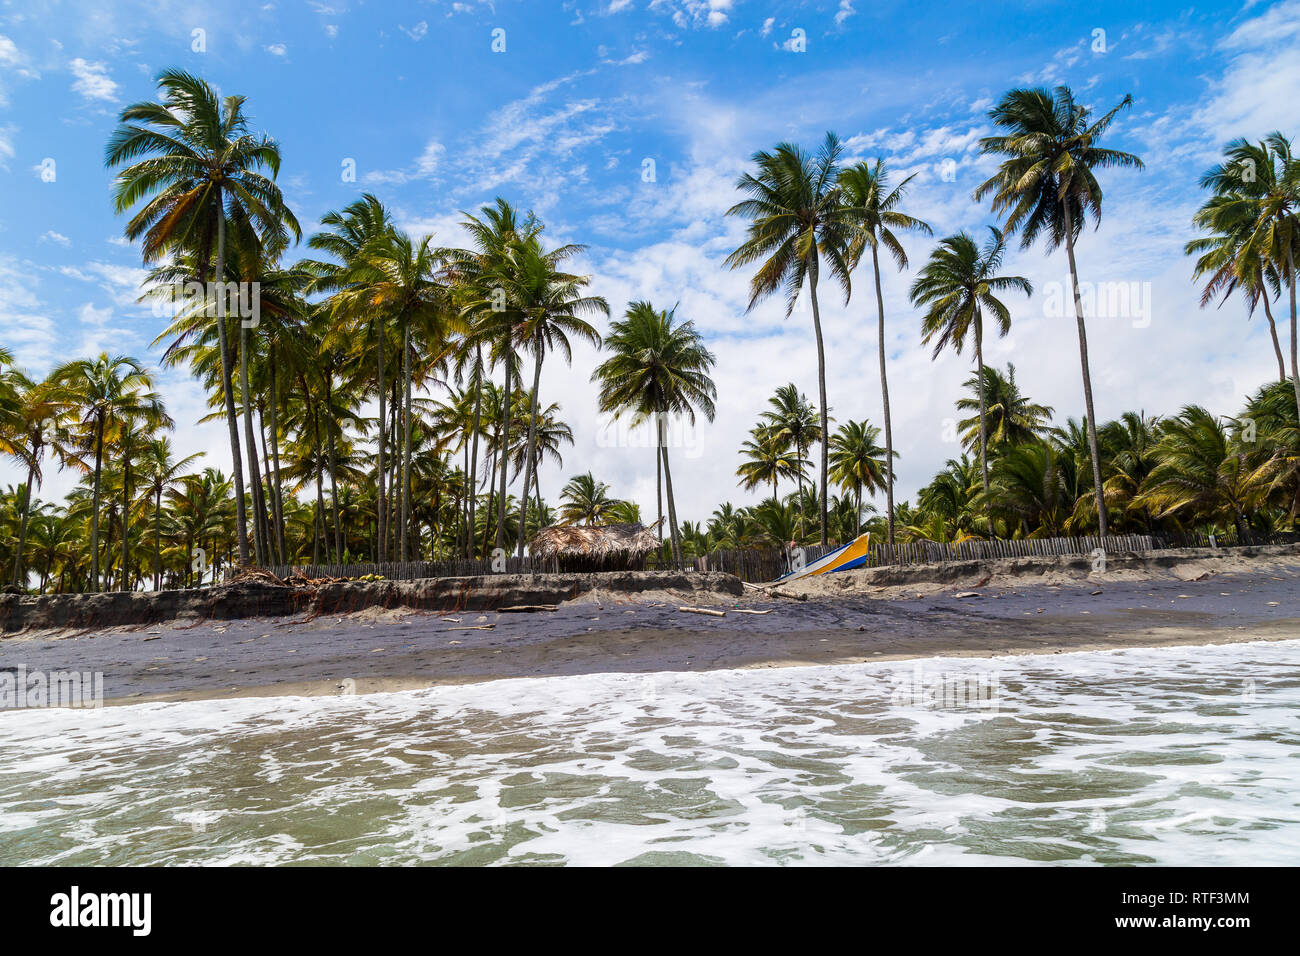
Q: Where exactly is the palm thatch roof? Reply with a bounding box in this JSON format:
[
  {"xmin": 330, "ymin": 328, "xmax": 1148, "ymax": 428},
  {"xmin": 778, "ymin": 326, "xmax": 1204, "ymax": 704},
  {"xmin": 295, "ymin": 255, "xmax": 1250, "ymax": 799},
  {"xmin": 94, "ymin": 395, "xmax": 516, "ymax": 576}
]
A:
[{"xmin": 529, "ymin": 522, "xmax": 662, "ymax": 564}]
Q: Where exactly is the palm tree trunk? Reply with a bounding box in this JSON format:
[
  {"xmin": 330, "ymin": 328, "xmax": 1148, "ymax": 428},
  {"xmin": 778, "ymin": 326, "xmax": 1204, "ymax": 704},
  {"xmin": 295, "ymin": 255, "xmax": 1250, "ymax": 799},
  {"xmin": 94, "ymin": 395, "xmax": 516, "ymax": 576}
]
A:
[
  {"xmin": 870, "ymin": 244, "xmax": 896, "ymax": 548},
  {"xmin": 212, "ymin": 211, "xmax": 250, "ymax": 567},
  {"xmin": 1063, "ymin": 208, "xmax": 1110, "ymax": 540},
  {"xmin": 661, "ymin": 442, "xmax": 683, "ymax": 565},
  {"xmin": 467, "ymin": 349, "xmax": 483, "ymax": 559},
  {"xmin": 238, "ymin": 321, "xmax": 267, "ymax": 566},
  {"xmin": 1262, "ymin": 295, "xmax": 1286, "ymax": 383},
  {"xmin": 121, "ymin": 443, "xmax": 131, "ymax": 591},
  {"xmin": 90, "ymin": 415, "xmax": 104, "ymax": 591},
  {"xmin": 497, "ymin": 361, "xmax": 511, "ymax": 551},
  {"xmin": 974, "ymin": 308, "xmax": 990, "ymax": 494},
  {"xmin": 807, "ymin": 277, "xmax": 830, "ymax": 547},
  {"xmin": 153, "ymin": 485, "xmax": 162, "ymax": 590},
  {"xmin": 401, "ymin": 315, "xmax": 413, "ymax": 562},
  {"xmin": 375, "ymin": 318, "xmax": 387, "ymax": 562},
  {"xmin": 1288, "ymin": 247, "xmax": 1300, "ymax": 425},
  {"xmin": 655, "ymin": 420, "xmax": 663, "ymax": 546},
  {"xmin": 268, "ymin": 352, "xmax": 286, "ymax": 565},
  {"xmin": 517, "ymin": 353, "xmax": 543, "ymax": 557},
  {"xmin": 11, "ymin": 461, "xmax": 35, "ymax": 589}
]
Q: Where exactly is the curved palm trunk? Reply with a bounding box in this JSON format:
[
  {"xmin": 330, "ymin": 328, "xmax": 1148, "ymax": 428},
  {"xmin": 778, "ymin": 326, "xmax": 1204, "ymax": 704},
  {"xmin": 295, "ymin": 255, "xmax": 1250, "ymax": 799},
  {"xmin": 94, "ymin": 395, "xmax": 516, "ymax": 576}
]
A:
[
  {"xmin": 375, "ymin": 318, "xmax": 387, "ymax": 562},
  {"xmin": 1262, "ymin": 295, "xmax": 1287, "ymax": 383},
  {"xmin": 656, "ymin": 424, "xmax": 664, "ymax": 547},
  {"xmin": 268, "ymin": 352, "xmax": 286, "ymax": 565},
  {"xmin": 120, "ymin": 443, "xmax": 132, "ymax": 591},
  {"xmin": 660, "ymin": 442, "xmax": 683, "ymax": 565},
  {"xmin": 213, "ymin": 212, "xmax": 250, "ymax": 568},
  {"xmin": 90, "ymin": 416, "xmax": 105, "ymax": 592},
  {"xmin": 974, "ymin": 308, "xmax": 990, "ymax": 494},
  {"xmin": 1063, "ymin": 209, "xmax": 1109, "ymax": 540},
  {"xmin": 807, "ymin": 278, "xmax": 830, "ymax": 548},
  {"xmin": 870, "ymin": 244, "xmax": 897, "ymax": 547}
]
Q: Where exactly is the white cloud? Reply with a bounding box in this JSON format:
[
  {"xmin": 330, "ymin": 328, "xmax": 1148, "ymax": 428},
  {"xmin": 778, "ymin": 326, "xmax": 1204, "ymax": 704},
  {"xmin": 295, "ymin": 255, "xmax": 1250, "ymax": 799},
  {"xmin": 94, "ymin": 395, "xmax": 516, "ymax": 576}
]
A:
[
  {"xmin": 265, "ymin": 43, "xmax": 288, "ymax": 56},
  {"xmin": 68, "ymin": 57, "xmax": 118, "ymax": 101},
  {"xmin": 402, "ymin": 21, "xmax": 429, "ymax": 40},
  {"xmin": 39, "ymin": 230, "xmax": 70, "ymax": 246},
  {"xmin": 834, "ymin": 1, "xmax": 855, "ymax": 28},
  {"xmin": 760, "ymin": 17, "xmax": 774, "ymax": 36}
]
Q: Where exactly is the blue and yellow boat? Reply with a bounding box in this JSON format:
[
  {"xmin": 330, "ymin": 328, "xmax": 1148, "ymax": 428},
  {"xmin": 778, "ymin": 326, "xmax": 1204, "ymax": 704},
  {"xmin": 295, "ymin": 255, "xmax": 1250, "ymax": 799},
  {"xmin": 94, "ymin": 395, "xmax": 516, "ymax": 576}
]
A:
[{"xmin": 770, "ymin": 532, "xmax": 872, "ymax": 584}]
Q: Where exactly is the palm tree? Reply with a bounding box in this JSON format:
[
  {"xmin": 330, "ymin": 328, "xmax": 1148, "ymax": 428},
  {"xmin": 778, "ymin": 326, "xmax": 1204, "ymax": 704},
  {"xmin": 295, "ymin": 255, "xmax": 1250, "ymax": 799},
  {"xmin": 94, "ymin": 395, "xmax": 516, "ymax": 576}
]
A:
[
  {"xmin": 828, "ymin": 419, "xmax": 890, "ymax": 536},
  {"xmin": 107, "ymin": 68, "xmax": 300, "ymax": 567},
  {"xmin": 975, "ymin": 85, "xmax": 1143, "ymax": 539},
  {"xmin": 736, "ymin": 423, "xmax": 797, "ymax": 499},
  {"xmin": 49, "ymin": 354, "xmax": 167, "ymax": 591},
  {"xmin": 957, "ymin": 364, "xmax": 1054, "ymax": 452},
  {"xmin": 1139, "ymin": 406, "xmax": 1253, "ymax": 539},
  {"xmin": 725, "ymin": 132, "xmax": 852, "ymax": 547},
  {"xmin": 558, "ymin": 472, "xmax": 616, "ymax": 526},
  {"xmin": 911, "ymin": 227, "xmax": 1031, "ymax": 493},
  {"xmin": 1186, "ymin": 141, "xmax": 1288, "ymax": 382},
  {"xmin": 139, "ymin": 437, "xmax": 203, "ymax": 589},
  {"xmin": 760, "ymin": 383, "xmax": 821, "ymax": 538},
  {"xmin": 1191, "ymin": 134, "xmax": 1300, "ymax": 416},
  {"xmin": 839, "ymin": 158, "xmax": 932, "ymax": 547},
  {"xmin": 490, "ymin": 236, "xmax": 608, "ymax": 556},
  {"xmin": 592, "ymin": 301, "xmax": 717, "ymax": 564}
]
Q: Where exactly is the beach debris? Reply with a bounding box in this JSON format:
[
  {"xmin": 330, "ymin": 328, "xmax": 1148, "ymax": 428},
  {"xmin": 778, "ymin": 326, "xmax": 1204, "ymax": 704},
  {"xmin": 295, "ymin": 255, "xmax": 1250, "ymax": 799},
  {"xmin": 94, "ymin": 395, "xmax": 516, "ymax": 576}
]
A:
[
  {"xmin": 1267, "ymin": 601, "xmax": 1280, "ymax": 607},
  {"xmin": 678, "ymin": 606, "xmax": 726, "ymax": 617},
  {"xmin": 954, "ymin": 591, "xmax": 981, "ymax": 599},
  {"xmin": 1090, "ymin": 589, "xmax": 1103, "ymax": 596},
  {"xmin": 499, "ymin": 605, "xmax": 558, "ymax": 613},
  {"xmin": 447, "ymin": 624, "xmax": 494, "ymax": 631},
  {"xmin": 448, "ymin": 640, "xmax": 462, "ymax": 645},
  {"xmin": 731, "ymin": 608, "xmax": 773, "ymax": 615}
]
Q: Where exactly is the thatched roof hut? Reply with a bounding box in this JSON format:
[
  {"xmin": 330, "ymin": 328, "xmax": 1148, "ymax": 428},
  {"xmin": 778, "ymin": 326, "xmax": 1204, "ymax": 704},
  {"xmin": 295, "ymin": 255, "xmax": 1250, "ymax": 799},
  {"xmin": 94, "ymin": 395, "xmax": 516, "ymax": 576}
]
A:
[{"xmin": 529, "ymin": 522, "xmax": 662, "ymax": 572}]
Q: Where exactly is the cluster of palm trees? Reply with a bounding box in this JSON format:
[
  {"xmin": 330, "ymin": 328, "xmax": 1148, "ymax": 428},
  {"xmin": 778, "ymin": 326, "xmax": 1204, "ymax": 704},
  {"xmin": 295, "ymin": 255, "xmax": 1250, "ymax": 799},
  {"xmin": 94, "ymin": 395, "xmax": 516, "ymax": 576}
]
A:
[{"xmin": 2, "ymin": 71, "xmax": 1298, "ymax": 593}]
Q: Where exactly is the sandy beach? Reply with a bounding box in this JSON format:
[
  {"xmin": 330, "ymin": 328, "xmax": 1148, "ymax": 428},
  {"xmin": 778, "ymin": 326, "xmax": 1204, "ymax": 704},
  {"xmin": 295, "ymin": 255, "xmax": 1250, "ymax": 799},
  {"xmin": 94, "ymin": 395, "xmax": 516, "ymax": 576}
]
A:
[{"xmin": 2, "ymin": 551, "xmax": 1296, "ymax": 706}]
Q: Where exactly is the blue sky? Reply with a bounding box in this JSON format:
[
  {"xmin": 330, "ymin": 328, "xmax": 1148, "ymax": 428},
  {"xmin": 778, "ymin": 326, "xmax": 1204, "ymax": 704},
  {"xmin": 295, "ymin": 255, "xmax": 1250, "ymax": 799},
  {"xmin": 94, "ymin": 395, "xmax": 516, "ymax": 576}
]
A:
[{"xmin": 2, "ymin": 0, "xmax": 1300, "ymax": 521}]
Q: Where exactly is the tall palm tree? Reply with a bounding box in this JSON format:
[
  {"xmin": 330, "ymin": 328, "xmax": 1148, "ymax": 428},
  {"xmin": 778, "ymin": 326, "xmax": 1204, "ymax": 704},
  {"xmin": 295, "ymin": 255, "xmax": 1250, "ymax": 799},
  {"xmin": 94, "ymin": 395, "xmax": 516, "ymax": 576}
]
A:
[
  {"xmin": 107, "ymin": 68, "xmax": 300, "ymax": 566},
  {"xmin": 48, "ymin": 354, "xmax": 167, "ymax": 591},
  {"xmin": 725, "ymin": 132, "xmax": 852, "ymax": 547},
  {"xmin": 828, "ymin": 419, "xmax": 890, "ymax": 536},
  {"xmin": 139, "ymin": 437, "xmax": 203, "ymax": 590},
  {"xmin": 839, "ymin": 158, "xmax": 932, "ymax": 547},
  {"xmin": 912, "ymin": 227, "xmax": 1032, "ymax": 493},
  {"xmin": 975, "ymin": 85, "xmax": 1143, "ymax": 539},
  {"xmin": 489, "ymin": 236, "xmax": 608, "ymax": 556},
  {"xmin": 736, "ymin": 423, "xmax": 797, "ymax": 500},
  {"xmin": 592, "ymin": 301, "xmax": 717, "ymax": 563},
  {"xmin": 1139, "ymin": 406, "xmax": 1252, "ymax": 539}
]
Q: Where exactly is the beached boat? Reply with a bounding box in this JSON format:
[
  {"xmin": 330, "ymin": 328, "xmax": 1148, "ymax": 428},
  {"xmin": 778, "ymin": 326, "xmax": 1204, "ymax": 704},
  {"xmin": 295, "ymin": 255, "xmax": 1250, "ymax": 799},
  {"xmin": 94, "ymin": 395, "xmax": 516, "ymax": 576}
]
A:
[{"xmin": 769, "ymin": 532, "xmax": 872, "ymax": 584}]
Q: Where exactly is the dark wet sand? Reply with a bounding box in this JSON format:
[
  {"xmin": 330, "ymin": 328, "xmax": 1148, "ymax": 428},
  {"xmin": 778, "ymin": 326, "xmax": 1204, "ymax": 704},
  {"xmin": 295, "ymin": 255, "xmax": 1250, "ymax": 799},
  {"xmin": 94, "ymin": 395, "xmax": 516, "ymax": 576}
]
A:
[{"xmin": 3, "ymin": 565, "xmax": 1298, "ymax": 705}]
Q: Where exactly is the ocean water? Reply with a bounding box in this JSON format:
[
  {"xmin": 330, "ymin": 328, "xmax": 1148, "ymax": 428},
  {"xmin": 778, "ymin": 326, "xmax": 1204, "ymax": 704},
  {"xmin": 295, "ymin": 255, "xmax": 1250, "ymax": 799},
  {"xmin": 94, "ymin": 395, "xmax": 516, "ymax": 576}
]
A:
[{"xmin": 1, "ymin": 640, "xmax": 1298, "ymax": 866}]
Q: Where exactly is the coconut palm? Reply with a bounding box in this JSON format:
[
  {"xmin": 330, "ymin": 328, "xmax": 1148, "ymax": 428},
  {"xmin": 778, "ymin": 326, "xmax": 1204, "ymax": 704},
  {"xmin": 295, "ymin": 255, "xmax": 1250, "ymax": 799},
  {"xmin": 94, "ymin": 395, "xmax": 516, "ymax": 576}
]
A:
[
  {"xmin": 558, "ymin": 472, "xmax": 616, "ymax": 526},
  {"xmin": 1191, "ymin": 134, "xmax": 1300, "ymax": 415},
  {"xmin": 975, "ymin": 85, "xmax": 1143, "ymax": 539},
  {"xmin": 956, "ymin": 364, "xmax": 1055, "ymax": 455},
  {"xmin": 592, "ymin": 301, "xmax": 717, "ymax": 564},
  {"xmin": 911, "ymin": 227, "xmax": 1031, "ymax": 492},
  {"xmin": 760, "ymin": 383, "xmax": 821, "ymax": 538},
  {"xmin": 839, "ymin": 158, "xmax": 932, "ymax": 547},
  {"xmin": 107, "ymin": 68, "xmax": 300, "ymax": 566},
  {"xmin": 139, "ymin": 437, "xmax": 203, "ymax": 590},
  {"xmin": 1139, "ymin": 406, "xmax": 1253, "ymax": 539},
  {"xmin": 827, "ymin": 419, "xmax": 890, "ymax": 536},
  {"xmin": 736, "ymin": 423, "xmax": 797, "ymax": 500},
  {"xmin": 725, "ymin": 132, "xmax": 852, "ymax": 547},
  {"xmin": 48, "ymin": 355, "xmax": 169, "ymax": 591}
]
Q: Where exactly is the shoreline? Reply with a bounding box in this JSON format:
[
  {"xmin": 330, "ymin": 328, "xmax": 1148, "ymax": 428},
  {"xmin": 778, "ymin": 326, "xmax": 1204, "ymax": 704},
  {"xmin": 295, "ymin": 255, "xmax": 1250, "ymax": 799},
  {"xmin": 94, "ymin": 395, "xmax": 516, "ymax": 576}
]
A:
[{"xmin": 0, "ymin": 548, "xmax": 1295, "ymax": 709}]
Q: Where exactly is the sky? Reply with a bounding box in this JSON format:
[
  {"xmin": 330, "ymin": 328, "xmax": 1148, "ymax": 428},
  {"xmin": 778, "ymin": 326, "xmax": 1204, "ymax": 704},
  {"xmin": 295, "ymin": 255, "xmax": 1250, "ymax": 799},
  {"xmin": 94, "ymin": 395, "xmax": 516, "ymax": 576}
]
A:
[{"xmin": 2, "ymin": 0, "xmax": 1299, "ymax": 525}]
